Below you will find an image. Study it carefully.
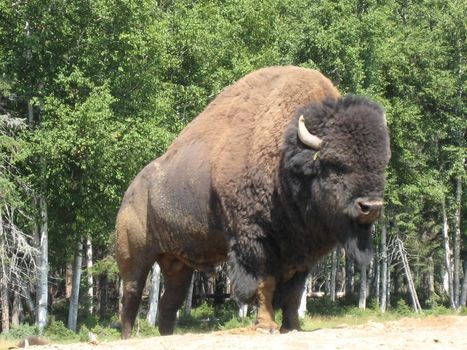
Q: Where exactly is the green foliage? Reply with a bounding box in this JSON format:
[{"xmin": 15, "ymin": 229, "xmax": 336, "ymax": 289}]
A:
[
  {"xmin": 89, "ymin": 324, "xmax": 120, "ymax": 340},
  {"xmin": 0, "ymin": 324, "xmax": 39, "ymax": 340},
  {"xmin": 177, "ymin": 304, "xmax": 218, "ymax": 332},
  {"xmin": 48, "ymin": 299, "xmax": 69, "ymax": 326},
  {"xmin": 90, "ymin": 255, "xmax": 119, "ymax": 282},
  {"xmin": 424, "ymin": 304, "xmax": 452, "ymax": 316},
  {"xmin": 0, "ymin": 0, "xmax": 465, "ymax": 328},
  {"xmin": 424, "ymin": 292, "xmax": 445, "ymax": 310},
  {"xmin": 307, "ymin": 297, "xmax": 349, "ymax": 317},
  {"xmin": 79, "ymin": 313, "xmax": 99, "ymax": 331},
  {"xmin": 132, "ymin": 319, "xmax": 160, "ymax": 337},
  {"xmin": 218, "ymin": 316, "xmax": 254, "ymax": 331},
  {"xmin": 190, "ymin": 303, "xmax": 216, "ymax": 320},
  {"xmin": 394, "ymin": 299, "xmax": 412, "ymax": 316},
  {"xmin": 177, "ymin": 302, "xmax": 254, "ymax": 333},
  {"xmin": 44, "ymin": 320, "xmax": 78, "ymax": 341},
  {"xmin": 78, "ymin": 325, "xmax": 90, "ymax": 342}
]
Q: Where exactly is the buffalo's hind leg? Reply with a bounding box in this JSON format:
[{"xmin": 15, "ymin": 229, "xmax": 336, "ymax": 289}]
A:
[
  {"xmin": 119, "ymin": 261, "xmax": 154, "ymax": 339},
  {"xmin": 116, "ymin": 207, "xmax": 157, "ymax": 339},
  {"xmin": 157, "ymin": 255, "xmax": 194, "ymax": 335}
]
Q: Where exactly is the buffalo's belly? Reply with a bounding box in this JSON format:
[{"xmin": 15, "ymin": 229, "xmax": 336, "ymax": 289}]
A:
[
  {"xmin": 148, "ymin": 162, "xmax": 229, "ymax": 271},
  {"xmin": 152, "ymin": 212, "xmax": 228, "ymax": 271}
]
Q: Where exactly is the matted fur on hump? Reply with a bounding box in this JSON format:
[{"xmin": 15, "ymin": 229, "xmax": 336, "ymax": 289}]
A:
[{"xmin": 205, "ymin": 66, "xmax": 340, "ymax": 197}]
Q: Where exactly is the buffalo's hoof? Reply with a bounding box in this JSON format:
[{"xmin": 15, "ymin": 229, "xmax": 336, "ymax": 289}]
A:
[
  {"xmin": 280, "ymin": 327, "xmax": 300, "ymax": 334},
  {"xmin": 254, "ymin": 322, "xmax": 279, "ymax": 334}
]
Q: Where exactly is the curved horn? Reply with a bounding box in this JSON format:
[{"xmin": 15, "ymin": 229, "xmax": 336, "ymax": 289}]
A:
[{"xmin": 298, "ymin": 115, "xmax": 323, "ymax": 150}]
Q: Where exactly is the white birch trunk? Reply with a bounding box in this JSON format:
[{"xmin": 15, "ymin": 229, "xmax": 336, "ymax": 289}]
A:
[
  {"xmin": 380, "ymin": 219, "xmax": 388, "ymax": 312},
  {"xmin": 397, "ymin": 238, "xmax": 421, "ymax": 312},
  {"xmin": 0, "ymin": 213, "xmax": 8, "ymax": 331},
  {"xmin": 118, "ymin": 278, "xmax": 123, "ymax": 319},
  {"xmin": 65, "ymin": 262, "xmax": 73, "ymax": 299},
  {"xmin": 183, "ymin": 275, "xmax": 194, "ymax": 316},
  {"xmin": 67, "ymin": 240, "xmax": 83, "ymax": 332},
  {"xmin": 367, "ymin": 259, "xmax": 374, "ymax": 299},
  {"xmin": 0, "ymin": 212, "xmax": 9, "ymax": 332},
  {"xmin": 358, "ymin": 265, "xmax": 367, "ymax": 309},
  {"xmin": 238, "ymin": 304, "xmax": 248, "ymax": 318},
  {"xmin": 146, "ymin": 263, "xmax": 161, "ymax": 325},
  {"xmin": 330, "ymin": 249, "xmax": 338, "ymax": 302},
  {"xmin": 85, "ymin": 237, "xmax": 93, "ymax": 314},
  {"xmin": 387, "ymin": 267, "xmax": 391, "ymax": 308},
  {"xmin": 460, "ymin": 258, "xmax": 467, "ymax": 307},
  {"xmin": 11, "ymin": 290, "xmax": 21, "ymax": 327},
  {"xmin": 298, "ymin": 283, "xmax": 307, "ymax": 318},
  {"xmin": 0, "ymin": 279, "xmax": 8, "ymax": 332},
  {"xmin": 375, "ymin": 253, "xmax": 380, "ymax": 307},
  {"xmin": 36, "ymin": 197, "xmax": 48, "ymax": 332},
  {"xmin": 453, "ymin": 177, "xmax": 462, "ymax": 306},
  {"xmin": 442, "ymin": 198, "xmax": 456, "ymax": 309}
]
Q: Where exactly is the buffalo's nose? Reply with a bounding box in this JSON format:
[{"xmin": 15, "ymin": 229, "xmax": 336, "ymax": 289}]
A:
[{"xmin": 354, "ymin": 198, "xmax": 383, "ymax": 224}]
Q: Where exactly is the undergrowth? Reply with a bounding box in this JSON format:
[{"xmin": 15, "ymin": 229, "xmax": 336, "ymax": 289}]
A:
[{"xmin": 0, "ymin": 298, "xmax": 464, "ymax": 347}]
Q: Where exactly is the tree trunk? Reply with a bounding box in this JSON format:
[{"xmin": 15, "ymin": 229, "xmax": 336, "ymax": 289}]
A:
[
  {"xmin": 375, "ymin": 252, "xmax": 380, "ymax": 307},
  {"xmin": 460, "ymin": 256, "xmax": 467, "ymax": 307},
  {"xmin": 0, "ymin": 226, "xmax": 8, "ymax": 332},
  {"xmin": 421, "ymin": 255, "xmax": 435, "ymax": 304},
  {"xmin": 183, "ymin": 275, "xmax": 194, "ymax": 316},
  {"xmin": 345, "ymin": 255, "xmax": 354, "ymax": 300},
  {"xmin": 146, "ymin": 263, "xmax": 161, "ymax": 325},
  {"xmin": 65, "ymin": 262, "xmax": 73, "ymax": 299},
  {"xmin": 0, "ymin": 278, "xmax": 8, "ymax": 332},
  {"xmin": 67, "ymin": 240, "xmax": 83, "ymax": 332},
  {"xmin": 442, "ymin": 198, "xmax": 456, "ymax": 309},
  {"xmin": 118, "ymin": 278, "xmax": 123, "ymax": 320},
  {"xmin": 98, "ymin": 275, "xmax": 108, "ymax": 320},
  {"xmin": 11, "ymin": 290, "xmax": 21, "ymax": 327},
  {"xmin": 330, "ymin": 249, "xmax": 338, "ymax": 302},
  {"xmin": 36, "ymin": 197, "xmax": 48, "ymax": 333},
  {"xmin": 85, "ymin": 236, "xmax": 93, "ymax": 314},
  {"xmin": 0, "ymin": 212, "xmax": 9, "ymax": 332},
  {"xmin": 21, "ymin": 282, "xmax": 35, "ymax": 320},
  {"xmin": 298, "ymin": 284, "xmax": 307, "ymax": 318},
  {"xmin": 453, "ymin": 177, "xmax": 462, "ymax": 306},
  {"xmin": 358, "ymin": 265, "xmax": 367, "ymax": 309},
  {"xmin": 380, "ymin": 219, "xmax": 388, "ymax": 312},
  {"xmin": 238, "ymin": 304, "xmax": 248, "ymax": 318},
  {"xmin": 387, "ymin": 266, "xmax": 391, "ymax": 308},
  {"xmin": 370, "ymin": 262, "xmax": 374, "ymax": 300},
  {"xmin": 397, "ymin": 238, "xmax": 421, "ymax": 312}
]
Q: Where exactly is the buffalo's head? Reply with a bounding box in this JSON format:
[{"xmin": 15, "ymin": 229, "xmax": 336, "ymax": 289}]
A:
[{"xmin": 288, "ymin": 96, "xmax": 390, "ymax": 266}]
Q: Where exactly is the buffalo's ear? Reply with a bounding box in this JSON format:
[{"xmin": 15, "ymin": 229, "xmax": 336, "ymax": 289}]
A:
[{"xmin": 285, "ymin": 149, "xmax": 319, "ymax": 176}]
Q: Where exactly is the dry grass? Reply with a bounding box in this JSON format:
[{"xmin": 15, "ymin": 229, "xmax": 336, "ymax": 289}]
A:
[{"xmin": 0, "ymin": 339, "xmax": 17, "ymax": 350}]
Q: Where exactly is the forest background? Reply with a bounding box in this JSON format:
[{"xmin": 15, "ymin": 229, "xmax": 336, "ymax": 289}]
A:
[{"xmin": 0, "ymin": 0, "xmax": 465, "ymax": 340}]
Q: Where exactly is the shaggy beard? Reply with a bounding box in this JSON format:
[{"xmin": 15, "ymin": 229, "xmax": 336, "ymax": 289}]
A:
[
  {"xmin": 343, "ymin": 232, "xmax": 374, "ymax": 266},
  {"xmin": 332, "ymin": 217, "xmax": 374, "ymax": 267},
  {"xmin": 227, "ymin": 251, "xmax": 258, "ymax": 304}
]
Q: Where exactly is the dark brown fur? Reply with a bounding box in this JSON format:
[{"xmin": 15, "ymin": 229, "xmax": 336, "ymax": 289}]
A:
[
  {"xmin": 14, "ymin": 336, "xmax": 49, "ymax": 348},
  {"xmin": 115, "ymin": 66, "xmax": 390, "ymax": 337}
]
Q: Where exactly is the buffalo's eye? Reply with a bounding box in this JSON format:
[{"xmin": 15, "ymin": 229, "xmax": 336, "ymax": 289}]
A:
[
  {"xmin": 358, "ymin": 202, "xmax": 371, "ymax": 214},
  {"xmin": 325, "ymin": 162, "xmax": 348, "ymax": 175}
]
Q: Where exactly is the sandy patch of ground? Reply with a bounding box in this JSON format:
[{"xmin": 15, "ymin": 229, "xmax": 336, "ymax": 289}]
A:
[{"xmin": 30, "ymin": 315, "xmax": 467, "ymax": 350}]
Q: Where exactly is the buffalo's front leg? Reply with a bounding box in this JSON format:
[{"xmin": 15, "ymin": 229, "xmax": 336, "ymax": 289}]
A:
[
  {"xmin": 255, "ymin": 276, "xmax": 279, "ymax": 333},
  {"xmin": 278, "ymin": 271, "xmax": 308, "ymax": 333}
]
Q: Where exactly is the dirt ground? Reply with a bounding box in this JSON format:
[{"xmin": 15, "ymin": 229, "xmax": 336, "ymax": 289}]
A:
[{"xmin": 30, "ymin": 315, "xmax": 467, "ymax": 350}]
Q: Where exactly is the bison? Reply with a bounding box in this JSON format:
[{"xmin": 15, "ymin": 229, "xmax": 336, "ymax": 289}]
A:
[{"xmin": 116, "ymin": 66, "xmax": 390, "ymax": 337}]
